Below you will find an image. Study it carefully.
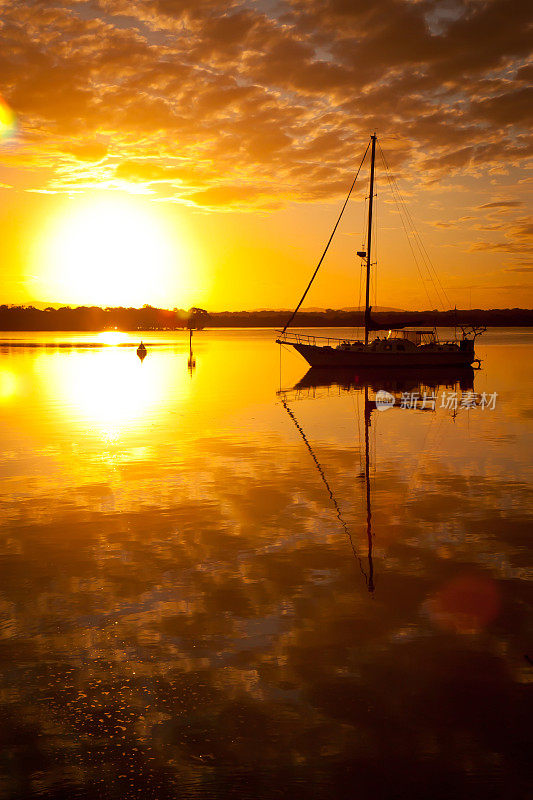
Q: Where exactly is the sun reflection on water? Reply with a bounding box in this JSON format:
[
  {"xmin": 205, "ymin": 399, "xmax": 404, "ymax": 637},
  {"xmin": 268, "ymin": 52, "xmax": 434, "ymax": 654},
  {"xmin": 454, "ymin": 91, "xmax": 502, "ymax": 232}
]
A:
[
  {"xmin": 0, "ymin": 368, "xmax": 18, "ymax": 401},
  {"xmin": 96, "ymin": 331, "xmax": 131, "ymax": 346},
  {"xmin": 36, "ymin": 347, "xmax": 180, "ymax": 441}
]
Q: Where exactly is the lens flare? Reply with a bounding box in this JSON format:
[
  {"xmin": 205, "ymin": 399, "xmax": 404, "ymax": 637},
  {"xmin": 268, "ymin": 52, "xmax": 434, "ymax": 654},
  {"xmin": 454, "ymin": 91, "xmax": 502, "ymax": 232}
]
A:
[
  {"xmin": 427, "ymin": 574, "xmax": 501, "ymax": 634},
  {"xmin": 0, "ymin": 97, "xmax": 17, "ymax": 141}
]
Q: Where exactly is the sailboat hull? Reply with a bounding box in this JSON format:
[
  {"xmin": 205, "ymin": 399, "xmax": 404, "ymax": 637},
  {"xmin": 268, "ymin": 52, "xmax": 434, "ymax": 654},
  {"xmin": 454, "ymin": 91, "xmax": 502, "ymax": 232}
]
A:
[{"xmin": 290, "ymin": 342, "xmax": 476, "ymax": 368}]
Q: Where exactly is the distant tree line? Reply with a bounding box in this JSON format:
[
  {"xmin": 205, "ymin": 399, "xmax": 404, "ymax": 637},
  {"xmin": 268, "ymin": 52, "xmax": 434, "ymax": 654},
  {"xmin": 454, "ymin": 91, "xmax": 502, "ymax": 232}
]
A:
[
  {"xmin": 0, "ymin": 305, "xmax": 531, "ymax": 330},
  {"xmin": 0, "ymin": 305, "xmax": 210, "ymax": 331}
]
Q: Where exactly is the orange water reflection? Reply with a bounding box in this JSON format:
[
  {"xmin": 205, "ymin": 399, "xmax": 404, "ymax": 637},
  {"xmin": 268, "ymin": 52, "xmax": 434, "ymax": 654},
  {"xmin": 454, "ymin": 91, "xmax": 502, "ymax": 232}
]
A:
[{"xmin": 0, "ymin": 329, "xmax": 531, "ymax": 799}]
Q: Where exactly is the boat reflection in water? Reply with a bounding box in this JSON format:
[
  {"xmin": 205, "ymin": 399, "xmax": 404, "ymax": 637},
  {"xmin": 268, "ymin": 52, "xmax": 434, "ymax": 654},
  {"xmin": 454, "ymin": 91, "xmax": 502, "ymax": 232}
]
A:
[
  {"xmin": 278, "ymin": 365, "xmax": 476, "ymax": 596},
  {"xmin": 293, "ymin": 365, "xmax": 475, "ymax": 394}
]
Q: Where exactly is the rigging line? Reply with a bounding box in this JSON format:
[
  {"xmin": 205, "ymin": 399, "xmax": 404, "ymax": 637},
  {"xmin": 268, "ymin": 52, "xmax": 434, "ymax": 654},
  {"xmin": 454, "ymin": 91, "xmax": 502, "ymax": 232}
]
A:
[
  {"xmin": 403, "ymin": 204, "xmax": 453, "ymax": 310},
  {"xmin": 281, "ymin": 140, "xmax": 371, "ymax": 335},
  {"xmin": 380, "ymin": 154, "xmax": 441, "ymax": 309},
  {"xmin": 280, "ymin": 397, "xmax": 370, "ymax": 586},
  {"xmin": 386, "ymin": 162, "xmax": 453, "ymax": 310},
  {"xmin": 358, "ymin": 192, "xmax": 369, "ymax": 334},
  {"xmin": 394, "ymin": 182, "xmax": 449, "ymax": 310},
  {"xmin": 377, "ymin": 143, "xmax": 433, "ymax": 292},
  {"xmin": 377, "ymin": 142, "xmax": 445, "ymax": 310},
  {"xmin": 357, "ymin": 262, "xmax": 363, "ymax": 331},
  {"xmin": 381, "ymin": 151, "xmax": 442, "ymax": 314},
  {"xmin": 379, "ymin": 147, "xmax": 434, "ymax": 309},
  {"xmin": 373, "ymin": 183, "xmax": 378, "ymax": 309},
  {"xmin": 280, "ymin": 342, "xmax": 302, "ymax": 362},
  {"xmin": 378, "ymin": 148, "xmax": 430, "ymax": 301},
  {"xmin": 378, "ymin": 142, "xmax": 452, "ymax": 311},
  {"xmin": 361, "ymin": 192, "xmax": 369, "ymax": 253}
]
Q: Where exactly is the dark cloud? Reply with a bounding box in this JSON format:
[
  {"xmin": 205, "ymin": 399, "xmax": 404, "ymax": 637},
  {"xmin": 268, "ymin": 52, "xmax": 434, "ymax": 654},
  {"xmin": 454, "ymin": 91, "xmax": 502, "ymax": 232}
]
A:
[
  {"xmin": 479, "ymin": 200, "xmax": 525, "ymax": 210},
  {"xmin": 473, "ymin": 86, "xmax": 533, "ymax": 126},
  {"xmin": 515, "ymin": 63, "xmax": 533, "ymax": 81}
]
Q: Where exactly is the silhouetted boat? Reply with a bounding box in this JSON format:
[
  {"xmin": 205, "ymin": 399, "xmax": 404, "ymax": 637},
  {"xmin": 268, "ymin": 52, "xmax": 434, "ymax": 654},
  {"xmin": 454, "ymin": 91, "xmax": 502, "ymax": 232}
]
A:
[{"xmin": 277, "ymin": 134, "xmax": 484, "ymax": 368}]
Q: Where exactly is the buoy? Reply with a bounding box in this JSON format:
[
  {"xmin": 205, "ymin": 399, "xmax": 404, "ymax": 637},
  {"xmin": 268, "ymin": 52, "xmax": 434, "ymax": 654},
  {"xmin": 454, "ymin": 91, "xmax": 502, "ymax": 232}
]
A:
[{"xmin": 137, "ymin": 341, "xmax": 147, "ymax": 361}]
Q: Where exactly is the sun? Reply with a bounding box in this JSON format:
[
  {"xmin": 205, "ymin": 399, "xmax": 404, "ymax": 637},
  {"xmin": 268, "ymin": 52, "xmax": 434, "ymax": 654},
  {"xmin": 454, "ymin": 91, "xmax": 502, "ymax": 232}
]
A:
[{"xmin": 32, "ymin": 195, "xmax": 196, "ymax": 308}]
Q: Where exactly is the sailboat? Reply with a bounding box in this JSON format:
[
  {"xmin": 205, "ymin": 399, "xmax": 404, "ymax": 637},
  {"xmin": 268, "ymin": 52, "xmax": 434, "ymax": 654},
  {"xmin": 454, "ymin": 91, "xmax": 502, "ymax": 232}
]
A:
[{"xmin": 276, "ymin": 134, "xmax": 484, "ymax": 368}]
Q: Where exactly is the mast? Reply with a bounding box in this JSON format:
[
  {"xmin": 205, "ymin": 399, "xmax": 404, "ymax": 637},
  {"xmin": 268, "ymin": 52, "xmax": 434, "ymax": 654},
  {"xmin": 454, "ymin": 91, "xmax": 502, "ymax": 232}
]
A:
[{"xmin": 364, "ymin": 133, "xmax": 377, "ymax": 346}]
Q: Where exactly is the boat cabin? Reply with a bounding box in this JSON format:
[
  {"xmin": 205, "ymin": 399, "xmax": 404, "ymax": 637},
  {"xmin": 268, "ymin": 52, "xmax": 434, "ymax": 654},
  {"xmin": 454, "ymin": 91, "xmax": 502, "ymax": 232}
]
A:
[{"xmin": 386, "ymin": 329, "xmax": 437, "ymax": 344}]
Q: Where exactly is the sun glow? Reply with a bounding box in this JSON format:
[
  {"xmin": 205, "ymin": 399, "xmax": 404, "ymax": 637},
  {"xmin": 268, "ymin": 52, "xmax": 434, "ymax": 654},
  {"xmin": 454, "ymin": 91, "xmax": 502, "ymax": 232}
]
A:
[
  {"xmin": 97, "ymin": 331, "xmax": 131, "ymax": 346},
  {"xmin": 37, "ymin": 348, "xmax": 175, "ymax": 441},
  {"xmin": 32, "ymin": 196, "xmax": 199, "ymax": 308}
]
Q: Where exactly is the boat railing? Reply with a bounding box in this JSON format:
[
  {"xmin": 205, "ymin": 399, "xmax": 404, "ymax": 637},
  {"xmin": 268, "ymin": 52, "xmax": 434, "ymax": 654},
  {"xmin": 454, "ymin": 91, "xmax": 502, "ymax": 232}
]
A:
[
  {"xmin": 276, "ymin": 329, "xmax": 468, "ymax": 348},
  {"xmin": 275, "ymin": 330, "xmax": 362, "ymax": 347}
]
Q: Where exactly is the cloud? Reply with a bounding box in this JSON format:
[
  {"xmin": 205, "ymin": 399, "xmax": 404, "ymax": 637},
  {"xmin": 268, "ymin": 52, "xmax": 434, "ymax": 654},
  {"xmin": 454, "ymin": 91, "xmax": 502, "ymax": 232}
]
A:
[
  {"xmin": 469, "ymin": 216, "xmax": 533, "ymax": 255},
  {"xmin": 185, "ymin": 184, "xmax": 275, "ymax": 209},
  {"xmin": 478, "ymin": 200, "xmax": 525, "ymax": 210},
  {"xmin": 0, "ymin": 0, "xmax": 531, "ymax": 221},
  {"xmin": 114, "ymin": 160, "xmax": 213, "ymax": 186},
  {"xmin": 473, "ymin": 86, "xmax": 533, "ymax": 126},
  {"xmin": 515, "ymin": 64, "xmax": 533, "ymax": 82},
  {"xmin": 65, "ymin": 142, "xmax": 109, "ymax": 162}
]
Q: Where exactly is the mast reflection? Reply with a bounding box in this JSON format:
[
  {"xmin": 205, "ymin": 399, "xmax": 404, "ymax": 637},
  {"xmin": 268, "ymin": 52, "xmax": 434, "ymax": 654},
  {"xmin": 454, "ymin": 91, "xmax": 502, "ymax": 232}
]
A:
[
  {"xmin": 279, "ymin": 365, "xmax": 476, "ymax": 595},
  {"xmin": 280, "ymin": 396, "xmax": 372, "ymax": 590}
]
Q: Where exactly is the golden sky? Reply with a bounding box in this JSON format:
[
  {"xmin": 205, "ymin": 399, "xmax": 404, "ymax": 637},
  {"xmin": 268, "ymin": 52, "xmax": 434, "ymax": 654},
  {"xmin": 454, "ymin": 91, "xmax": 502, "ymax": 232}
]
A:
[{"xmin": 0, "ymin": 0, "xmax": 531, "ymax": 310}]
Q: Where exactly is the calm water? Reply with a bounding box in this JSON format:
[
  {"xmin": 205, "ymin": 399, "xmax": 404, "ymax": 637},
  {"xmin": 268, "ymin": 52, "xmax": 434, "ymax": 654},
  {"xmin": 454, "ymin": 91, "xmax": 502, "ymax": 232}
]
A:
[{"xmin": 0, "ymin": 329, "xmax": 531, "ymax": 799}]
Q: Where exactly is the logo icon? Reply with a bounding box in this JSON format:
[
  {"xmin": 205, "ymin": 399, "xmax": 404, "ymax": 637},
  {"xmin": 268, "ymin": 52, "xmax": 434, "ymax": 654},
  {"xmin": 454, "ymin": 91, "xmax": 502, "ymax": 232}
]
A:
[{"xmin": 375, "ymin": 390, "xmax": 395, "ymax": 411}]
